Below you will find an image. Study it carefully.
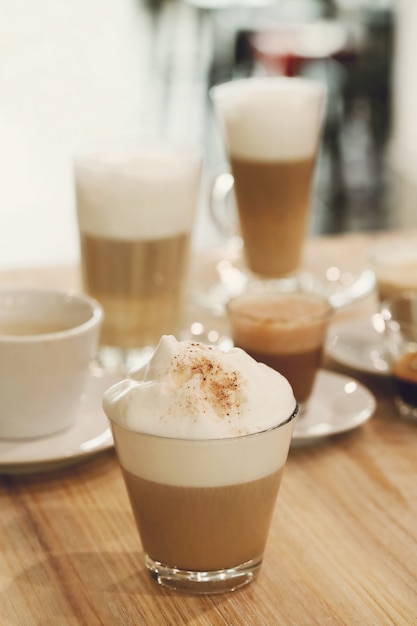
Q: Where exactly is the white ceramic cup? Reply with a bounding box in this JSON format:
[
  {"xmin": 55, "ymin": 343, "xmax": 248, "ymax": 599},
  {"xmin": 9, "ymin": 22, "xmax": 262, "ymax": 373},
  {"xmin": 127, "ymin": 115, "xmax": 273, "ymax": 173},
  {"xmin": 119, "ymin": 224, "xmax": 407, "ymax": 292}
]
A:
[{"xmin": 0, "ymin": 286, "xmax": 103, "ymax": 439}]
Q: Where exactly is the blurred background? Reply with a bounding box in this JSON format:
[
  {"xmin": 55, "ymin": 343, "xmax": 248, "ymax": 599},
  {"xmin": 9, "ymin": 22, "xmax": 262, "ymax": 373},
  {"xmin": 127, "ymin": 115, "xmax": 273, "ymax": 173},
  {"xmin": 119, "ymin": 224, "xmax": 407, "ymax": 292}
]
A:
[{"xmin": 1, "ymin": 0, "xmax": 415, "ymax": 269}]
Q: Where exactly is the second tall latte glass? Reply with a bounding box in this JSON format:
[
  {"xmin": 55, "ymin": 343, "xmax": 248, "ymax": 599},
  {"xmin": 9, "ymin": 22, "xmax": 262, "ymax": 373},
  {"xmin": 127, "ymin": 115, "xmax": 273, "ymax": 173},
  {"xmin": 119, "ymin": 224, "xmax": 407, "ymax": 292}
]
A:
[
  {"xmin": 211, "ymin": 77, "xmax": 325, "ymax": 283},
  {"xmin": 75, "ymin": 141, "xmax": 202, "ymax": 372}
]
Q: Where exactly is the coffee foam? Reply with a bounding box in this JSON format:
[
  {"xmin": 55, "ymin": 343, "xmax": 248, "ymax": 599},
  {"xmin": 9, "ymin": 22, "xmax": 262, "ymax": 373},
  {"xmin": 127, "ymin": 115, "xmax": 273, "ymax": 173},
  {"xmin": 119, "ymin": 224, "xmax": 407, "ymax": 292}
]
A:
[
  {"xmin": 212, "ymin": 77, "xmax": 325, "ymax": 161},
  {"xmin": 229, "ymin": 293, "xmax": 331, "ymax": 354},
  {"xmin": 103, "ymin": 335, "xmax": 296, "ymax": 486},
  {"xmin": 75, "ymin": 148, "xmax": 201, "ymax": 240},
  {"xmin": 369, "ymin": 238, "xmax": 417, "ymax": 293},
  {"xmin": 370, "ymin": 238, "xmax": 417, "ymax": 267},
  {"xmin": 111, "ymin": 418, "xmax": 295, "ymax": 487}
]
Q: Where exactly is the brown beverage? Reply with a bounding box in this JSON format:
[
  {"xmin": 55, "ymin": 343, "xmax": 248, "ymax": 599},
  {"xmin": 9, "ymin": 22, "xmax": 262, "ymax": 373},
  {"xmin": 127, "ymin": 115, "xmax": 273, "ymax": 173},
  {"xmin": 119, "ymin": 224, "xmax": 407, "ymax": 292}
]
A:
[
  {"xmin": 228, "ymin": 291, "xmax": 332, "ymax": 403},
  {"xmin": 75, "ymin": 145, "xmax": 202, "ymax": 367},
  {"xmin": 80, "ymin": 231, "xmax": 190, "ymax": 349},
  {"xmin": 121, "ymin": 466, "xmax": 284, "ymax": 571},
  {"xmin": 0, "ymin": 322, "xmax": 72, "ymax": 335},
  {"xmin": 230, "ymin": 155, "xmax": 316, "ymax": 277},
  {"xmin": 211, "ymin": 77, "xmax": 325, "ymax": 280},
  {"xmin": 103, "ymin": 336, "xmax": 297, "ymax": 593},
  {"xmin": 392, "ymin": 351, "xmax": 417, "ymax": 408}
]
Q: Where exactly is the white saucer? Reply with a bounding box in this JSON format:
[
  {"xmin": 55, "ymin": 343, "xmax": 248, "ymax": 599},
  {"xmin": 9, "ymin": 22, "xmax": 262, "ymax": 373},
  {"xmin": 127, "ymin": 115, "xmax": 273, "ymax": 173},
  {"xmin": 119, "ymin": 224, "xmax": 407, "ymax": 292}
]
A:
[
  {"xmin": 189, "ymin": 243, "xmax": 376, "ymax": 313},
  {"xmin": 326, "ymin": 315, "xmax": 390, "ymax": 376},
  {"xmin": 292, "ymin": 370, "xmax": 376, "ymax": 445},
  {"xmin": 0, "ymin": 370, "xmax": 120, "ymax": 474}
]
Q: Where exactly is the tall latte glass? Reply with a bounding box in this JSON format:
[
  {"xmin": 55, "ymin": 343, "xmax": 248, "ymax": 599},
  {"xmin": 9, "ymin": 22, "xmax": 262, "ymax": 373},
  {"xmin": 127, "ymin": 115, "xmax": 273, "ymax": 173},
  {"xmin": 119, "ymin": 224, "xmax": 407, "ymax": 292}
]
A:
[
  {"xmin": 211, "ymin": 77, "xmax": 325, "ymax": 281},
  {"xmin": 75, "ymin": 142, "xmax": 202, "ymax": 371},
  {"xmin": 103, "ymin": 335, "xmax": 297, "ymax": 594}
]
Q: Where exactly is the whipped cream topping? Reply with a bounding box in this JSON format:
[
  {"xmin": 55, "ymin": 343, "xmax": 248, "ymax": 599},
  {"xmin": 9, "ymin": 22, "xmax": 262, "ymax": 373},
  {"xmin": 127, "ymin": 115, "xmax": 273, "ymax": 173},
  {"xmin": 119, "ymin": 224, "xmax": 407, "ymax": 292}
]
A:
[{"xmin": 103, "ymin": 335, "xmax": 295, "ymax": 440}]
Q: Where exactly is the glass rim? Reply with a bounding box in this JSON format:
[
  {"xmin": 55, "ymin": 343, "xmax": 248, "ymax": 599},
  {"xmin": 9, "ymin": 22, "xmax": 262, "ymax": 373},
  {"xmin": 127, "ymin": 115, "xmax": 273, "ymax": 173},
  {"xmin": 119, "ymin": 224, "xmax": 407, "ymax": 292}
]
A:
[
  {"xmin": 227, "ymin": 291, "xmax": 333, "ymax": 327},
  {"xmin": 74, "ymin": 137, "xmax": 203, "ymax": 169},
  {"xmin": 0, "ymin": 286, "xmax": 103, "ymax": 342},
  {"xmin": 209, "ymin": 75, "xmax": 326, "ymax": 101},
  {"xmin": 108, "ymin": 402, "xmax": 298, "ymax": 444}
]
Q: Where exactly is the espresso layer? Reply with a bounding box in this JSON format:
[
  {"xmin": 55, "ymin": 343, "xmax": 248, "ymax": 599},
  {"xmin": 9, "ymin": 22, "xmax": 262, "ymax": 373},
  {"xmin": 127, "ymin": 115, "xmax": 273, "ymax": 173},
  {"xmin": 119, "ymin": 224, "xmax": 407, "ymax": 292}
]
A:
[
  {"xmin": 230, "ymin": 156, "xmax": 315, "ymax": 277},
  {"xmin": 393, "ymin": 352, "xmax": 417, "ymax": 407},
  {"xmin": 122, "ymin": 467, "xmax": 283, "ymax": 571},
  {"xmin": 80, "ymin": 233, "xmax": 189, "ymax": 348},
  {"xmin": 244, "ymin": 346, "xmax": 322, "ymax": 403}
]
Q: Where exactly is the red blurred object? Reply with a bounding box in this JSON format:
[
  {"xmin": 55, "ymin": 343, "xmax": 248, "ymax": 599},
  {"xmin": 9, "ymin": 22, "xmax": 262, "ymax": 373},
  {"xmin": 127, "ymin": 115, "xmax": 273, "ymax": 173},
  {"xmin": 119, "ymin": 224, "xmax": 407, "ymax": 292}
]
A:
[{"xmin": 251, "ymin": 19, "xmax": 363, "ymax": 77}]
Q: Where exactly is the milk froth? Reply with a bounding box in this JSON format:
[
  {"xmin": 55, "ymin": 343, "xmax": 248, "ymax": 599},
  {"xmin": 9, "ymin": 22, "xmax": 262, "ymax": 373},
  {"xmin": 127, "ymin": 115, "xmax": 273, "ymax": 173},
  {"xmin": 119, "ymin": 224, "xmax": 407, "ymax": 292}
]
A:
[
  {"xmin": 211, "ymin": 77, "xmax": 325, "ymax": 161},
  {"xmin": 75, "ymin": 147, "xmax": 201, "ymax": 240},
  {"xmin": 103, "ymin": 335, "xmax": 296, "ymax": 486}
]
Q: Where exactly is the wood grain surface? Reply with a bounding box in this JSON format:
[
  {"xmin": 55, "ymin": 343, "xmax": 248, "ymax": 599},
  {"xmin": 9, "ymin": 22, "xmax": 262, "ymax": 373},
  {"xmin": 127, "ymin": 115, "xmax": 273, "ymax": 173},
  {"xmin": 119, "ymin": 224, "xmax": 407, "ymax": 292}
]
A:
[{"xmin": 1, "ymin": 234, "xmax": 416, "ymax": 626}]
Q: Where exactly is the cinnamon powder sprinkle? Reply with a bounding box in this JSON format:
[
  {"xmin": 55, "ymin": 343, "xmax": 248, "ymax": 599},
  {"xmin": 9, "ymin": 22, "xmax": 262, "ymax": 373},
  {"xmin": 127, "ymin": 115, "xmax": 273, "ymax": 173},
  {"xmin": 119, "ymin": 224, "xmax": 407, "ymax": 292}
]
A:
[{"xmin": 171, "ymin": 343, "xmax": 245, "ymax": 418}]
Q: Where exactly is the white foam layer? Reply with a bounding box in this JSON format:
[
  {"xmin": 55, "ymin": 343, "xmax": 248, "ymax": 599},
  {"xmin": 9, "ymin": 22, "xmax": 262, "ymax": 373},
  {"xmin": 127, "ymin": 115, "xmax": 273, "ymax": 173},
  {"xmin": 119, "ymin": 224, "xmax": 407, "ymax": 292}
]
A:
[
  {"xmin": 104, "ymin": 335, "xmax": 296, "ymax": 486},
  {"xmin": 369, "ymin": 238, "xmax": 417, "ymax": 267},
  {"xmin": 111, "ymin": 417, "xmax": 295, "ymax": 487},
  {"xmin": 369, "ymin": 238, "xmax": 417, "ymax": 291},
  {"xmin": 103, "ymin": 335, "xmax": 296, "ymax": 438},
  {"xmin": 75, "ymin": 146, "xmax": 201, "ymax": 240},
  {"xmin": 211, "ymin": 77, "xmax": 325, "ymax": 161}
]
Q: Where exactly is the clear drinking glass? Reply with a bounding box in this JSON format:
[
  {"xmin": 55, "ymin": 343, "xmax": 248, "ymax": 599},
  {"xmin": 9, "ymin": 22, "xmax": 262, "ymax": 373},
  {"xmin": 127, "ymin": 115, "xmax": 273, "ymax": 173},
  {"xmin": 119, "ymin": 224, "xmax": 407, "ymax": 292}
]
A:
[
  {"xmin": 227, "ymin": 286, "xmax": 333, "ymax": 414},
  {"xmin": 210, "ymin": 76, "xmax": 326, "ymax": 285},
  {"xmin": 381, "ymin": 290, "xmax": 417, "ymax": 420},
  {"xmin": 74, "ymin": 139, "xmax": 202, "ymax": 373},
  {"xmin": 108, "ymin": 405, "xmax": 297, "ymax": 594},
  {"xmin": 367, "ymin": 235, "xmax": 417, "ymax": 303}
]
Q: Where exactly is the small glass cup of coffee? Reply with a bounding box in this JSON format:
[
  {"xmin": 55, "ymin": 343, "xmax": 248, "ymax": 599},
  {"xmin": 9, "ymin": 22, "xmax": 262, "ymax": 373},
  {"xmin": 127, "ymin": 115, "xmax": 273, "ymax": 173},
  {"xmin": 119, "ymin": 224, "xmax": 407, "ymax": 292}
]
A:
[
  {"xmin": 103, "ymin": 335, "xmax": 297, "ymax": 594},
  {"xmin": 381, "ymin": 290, "xmax": 417, "ymax": 420},
  {"xmin": 108, "ymin": 410, "xmax": 297, "ymax": 594},
  {"xmin": 227, "ymin": 287, "xmax": 333, "ymax": 413},
  {"xmin": 367, "ymin": 236, "xmax": 417, "ymax": 303}
]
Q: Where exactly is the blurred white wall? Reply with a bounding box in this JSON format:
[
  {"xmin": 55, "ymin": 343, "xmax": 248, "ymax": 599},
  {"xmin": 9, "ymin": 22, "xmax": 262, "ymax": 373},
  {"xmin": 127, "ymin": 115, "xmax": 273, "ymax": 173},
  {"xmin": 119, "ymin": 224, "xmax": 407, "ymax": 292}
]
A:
[
  {"xmin": 0, "ymin": 0, "xmax": 151, "ymax": 269},
  {"xmin": 0, "ymin": 0, "xmax": 218, "ymax": 270}
]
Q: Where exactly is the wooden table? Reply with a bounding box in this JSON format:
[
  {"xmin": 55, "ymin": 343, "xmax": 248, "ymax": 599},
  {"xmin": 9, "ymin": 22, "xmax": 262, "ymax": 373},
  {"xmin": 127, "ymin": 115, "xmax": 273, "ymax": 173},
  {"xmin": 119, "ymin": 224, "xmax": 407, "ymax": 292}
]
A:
[{"xmin": 1, "ymin": 233, "xmax": 417, "ymax": 625}]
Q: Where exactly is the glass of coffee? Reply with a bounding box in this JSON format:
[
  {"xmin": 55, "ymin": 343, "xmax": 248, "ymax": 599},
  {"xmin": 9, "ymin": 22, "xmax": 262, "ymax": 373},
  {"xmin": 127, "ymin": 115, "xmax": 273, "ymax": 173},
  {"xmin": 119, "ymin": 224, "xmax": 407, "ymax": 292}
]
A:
[
  {"xmin": 210, "ymin": 76, "xmax": 326, "ymax": 284},
  {"xmin": 227, "ymin": 288, "xmax": 333, "ymax": 412},
  {"xmin": 381, "ymin": 291, "xmax": 417, "ymax": 420},
  {"xmin": 103, "ymin": 335, "xmax": 297, "ymax": 594},
  {"xmin": 74, "ymin": 140, "xmax": 202, "ymax": 372},
  {"xmin": 367, "ymin": 236, "xmax": 417, "ymax": 303}
]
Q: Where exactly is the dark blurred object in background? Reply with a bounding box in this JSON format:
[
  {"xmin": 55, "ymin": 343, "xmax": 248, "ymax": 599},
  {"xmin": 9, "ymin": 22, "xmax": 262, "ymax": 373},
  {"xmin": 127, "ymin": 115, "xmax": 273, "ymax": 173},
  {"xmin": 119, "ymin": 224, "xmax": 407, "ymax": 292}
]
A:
[{"xmin": 203, "ymin": 0, "xmax": 395, "ymax": 235}]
